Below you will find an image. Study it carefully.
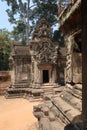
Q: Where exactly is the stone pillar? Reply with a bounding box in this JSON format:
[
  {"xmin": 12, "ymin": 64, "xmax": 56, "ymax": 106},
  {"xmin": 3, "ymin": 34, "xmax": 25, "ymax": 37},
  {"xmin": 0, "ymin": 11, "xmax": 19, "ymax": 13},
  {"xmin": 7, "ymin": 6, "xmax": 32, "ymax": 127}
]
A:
[
  {"xmin": 33, "ymin": 61, "xmax": 37, "ymax": 83},
  {"xmin": 82, "ymin": 0, "xmax": 87, "ymax": 129},
  {"xmin": 49, "ymin": 69, "xmax": 52, "ymax": 83},
  {"xmin": 20, "ymin": 60, "xmax": 22, "ymax": 80},
  {"xmin": 65, "ymin": 36, "xmax": 73, "ymax": 83},
  {"xmin": 31, "ymin": 56, "xmax": 34, "ymax": 84},
  {"xmin": 51, "ymin": 67, "xmax": 56, "ymax": 83},
  {"xmin": 39, "ymin": 70, "xmax": 43, "ymax": 84},
  {"xmin": 9, "ymin": 56, "xmax": 15, "ymax": 84},
  {"xmin": 9, "ymin": 70, "xmax": 15, "ymax": 84},
  {"xmin": 34, "ymin": 61, "xmax": 41, "ymax": 84},
  {"xmin": 27, "ymin": 64, "xmax": 31, "ymax": 83},
  {"xmin": 15, "ymin": 59, "xmax": 17, "ymax": 83},
  {"xmin": 18, "ymin": 64, "xmax": 21, "ymax": 81}
]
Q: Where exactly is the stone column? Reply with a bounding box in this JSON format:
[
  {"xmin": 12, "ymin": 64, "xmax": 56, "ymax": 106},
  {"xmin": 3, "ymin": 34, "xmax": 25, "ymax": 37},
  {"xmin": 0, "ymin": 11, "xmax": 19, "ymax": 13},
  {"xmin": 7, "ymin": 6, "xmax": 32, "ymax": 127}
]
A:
[
  {"xmin": 49, "ymin": 69, "xmax": 52, "ymax": 83},
  {"xmin": 27, "ymin": 63, "xmax": 31, "ymax": 84},
  {"xmin": 18, "ymin": 62, "xmax": 21, "ymax": 81},
  {"xmin": 34, "ymin": 61, "xmax": 40, "ymax": 84},
  {"xmin": 39, "ymin": 70, "xmax": 43, "ymax": 84},
  {"xmin": 65, "ymin": 36, "xmax": 73, "ymax": 83},
  {"xmin": 9, "ymin": 70, "xmax": 15, "ymax": 84},
  {"xmin": 31, "ymin": 56, "xmax": 34, "ymax": 84},
  {"xmin": 82, "ymin": 0, "xmax": 87, "ymax": 129},
  {"xmin": 14, "ymin": 59, "xmax": 17, "ymax": 83},
  {"xmin": 20, "ymin": 60, "xmax": 22, "ymax": 80},
  {"xmin": 51, "ymin": 67, "xmax": 56, "ymax": 83}
]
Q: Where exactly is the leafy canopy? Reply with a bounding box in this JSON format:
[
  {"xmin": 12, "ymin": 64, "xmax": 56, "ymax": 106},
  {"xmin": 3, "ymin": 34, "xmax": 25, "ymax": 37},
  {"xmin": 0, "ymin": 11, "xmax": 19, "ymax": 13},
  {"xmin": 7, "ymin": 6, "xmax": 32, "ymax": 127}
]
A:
[
  {"xmin": 0, "ymin": 29, "xmax": 11, "ymax": 70},
  {"xmin": 2, "ymin": 0, "xmax": 58, "ymax": 43}
]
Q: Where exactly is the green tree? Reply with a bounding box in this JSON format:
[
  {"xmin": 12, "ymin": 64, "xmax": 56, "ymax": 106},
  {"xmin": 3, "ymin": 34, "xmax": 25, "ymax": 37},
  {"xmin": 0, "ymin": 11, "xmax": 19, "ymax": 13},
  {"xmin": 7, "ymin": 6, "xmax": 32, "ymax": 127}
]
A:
[
  {"xmin": 52, "ymin": 30, "xmax": 65, "ymax": 47},
  {"xmin": 11, "ymin": 20, "xmax": 26, "ymax": 44},
  {"xmin": 32, "ymin": 0, "xmax": 58, "ymax": 27},
  {"xmin": 0, "ymin": 29, "xmax": 11, "ymax": 70},
  {"xmin": 2, "ymin": 0, "xmax": 58, "ymax": 43}
]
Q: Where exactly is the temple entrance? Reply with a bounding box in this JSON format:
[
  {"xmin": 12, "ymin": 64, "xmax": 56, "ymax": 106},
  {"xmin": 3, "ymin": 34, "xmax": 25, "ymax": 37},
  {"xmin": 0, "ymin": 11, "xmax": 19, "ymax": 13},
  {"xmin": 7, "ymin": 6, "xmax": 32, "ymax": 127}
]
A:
[{"xmin": 43, "ymin": 70, "xmax": 49, "ymax": 83}]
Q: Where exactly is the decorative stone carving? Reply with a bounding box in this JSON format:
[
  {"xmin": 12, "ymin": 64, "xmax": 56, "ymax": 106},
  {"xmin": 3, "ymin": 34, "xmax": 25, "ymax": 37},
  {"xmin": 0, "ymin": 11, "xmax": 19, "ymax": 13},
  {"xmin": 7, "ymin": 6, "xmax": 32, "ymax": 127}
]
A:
[
  {"xmin": 9, "ymin": 55, "xmax": 14, "ymax": 70},
  {"xmin": 65, "ymin": 34, "xmax": 82, "ymax": 84},
  {"xmin": 30, "ymin": 41, "xmax": 58, "ymax": 64},
  {"xmin": 8, "ymin": 19, "xmax": 65, "ymax": 96},
  {"xmin": 9, "ymin": 45, "xmax": 31, "ymax": 85},
  {"xmin": 30, "ymin": 19, "xmax": 58, "ymax": 65},
  {"xmin": 32, "ymin": 19, "xmax": 51, "ymax": 40}
]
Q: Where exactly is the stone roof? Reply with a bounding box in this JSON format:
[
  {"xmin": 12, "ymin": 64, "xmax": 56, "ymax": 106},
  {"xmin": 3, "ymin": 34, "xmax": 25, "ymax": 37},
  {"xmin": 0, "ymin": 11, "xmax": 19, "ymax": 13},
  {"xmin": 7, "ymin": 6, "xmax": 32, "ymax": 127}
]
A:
[
  {"xmin": 32, "ymin": 19, "xmax": 52, "ymax": 40},
  {"xmin": 12, "ymin": 45, "xmax": 30, "ymax": 56}
]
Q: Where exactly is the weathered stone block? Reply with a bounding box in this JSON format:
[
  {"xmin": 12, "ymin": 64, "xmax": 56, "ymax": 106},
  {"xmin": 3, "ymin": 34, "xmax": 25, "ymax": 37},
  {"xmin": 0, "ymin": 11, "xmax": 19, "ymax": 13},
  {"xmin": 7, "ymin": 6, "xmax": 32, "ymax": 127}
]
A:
[
  {"xmin": 39, "ymin": 117, "xmax": 51, "ymax": 130},
  {"xmin": 49, "ymin": 111, "xmax": 55, "ymax": 121},
  {"xmin": 41, "ymin": 106, "xmax": 49, "ymax": 116}
]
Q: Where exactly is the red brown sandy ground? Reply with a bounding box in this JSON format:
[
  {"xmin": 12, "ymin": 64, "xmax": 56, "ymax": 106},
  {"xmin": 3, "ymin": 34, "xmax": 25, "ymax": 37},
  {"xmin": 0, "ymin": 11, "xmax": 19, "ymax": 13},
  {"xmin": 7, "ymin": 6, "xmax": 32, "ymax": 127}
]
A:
[
  {"xmin": 0, "ymin": 80, "xmax": 11, "ymax": 88},
  {"xmin": 0, "ymin": 96, "xmax": 41, "ymax": 130}
]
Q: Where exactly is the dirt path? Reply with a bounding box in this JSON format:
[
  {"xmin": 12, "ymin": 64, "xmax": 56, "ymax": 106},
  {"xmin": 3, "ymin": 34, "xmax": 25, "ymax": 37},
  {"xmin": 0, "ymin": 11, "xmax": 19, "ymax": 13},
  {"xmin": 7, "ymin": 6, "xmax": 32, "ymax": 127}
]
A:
[{"xmin": 0, "ymin": 96, "xmax": 41, "ymax": 130}]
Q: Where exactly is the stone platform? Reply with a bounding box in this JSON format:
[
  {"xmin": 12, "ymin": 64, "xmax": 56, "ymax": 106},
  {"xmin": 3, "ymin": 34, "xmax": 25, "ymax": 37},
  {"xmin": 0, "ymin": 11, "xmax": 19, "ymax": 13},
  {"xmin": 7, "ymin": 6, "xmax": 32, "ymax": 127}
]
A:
[
  {"xmin": 33, "ymin": 84, "xmax": 82, "ymax": 130},
  {"xmin": 6, "ymin": 83, "xmax": 63, "ymax": 99}
]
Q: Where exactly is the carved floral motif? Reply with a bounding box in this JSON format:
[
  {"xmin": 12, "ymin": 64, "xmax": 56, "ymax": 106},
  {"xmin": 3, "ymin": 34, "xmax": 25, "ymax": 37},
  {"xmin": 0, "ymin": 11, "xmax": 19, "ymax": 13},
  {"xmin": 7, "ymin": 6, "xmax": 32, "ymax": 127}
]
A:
[
  {"xmin": 30, "ymin": 40, "xmax": 58, "ymax": 64},
  {"xmin": 30, "ymin": 19, "xmax": 58, "ymax": 65}
]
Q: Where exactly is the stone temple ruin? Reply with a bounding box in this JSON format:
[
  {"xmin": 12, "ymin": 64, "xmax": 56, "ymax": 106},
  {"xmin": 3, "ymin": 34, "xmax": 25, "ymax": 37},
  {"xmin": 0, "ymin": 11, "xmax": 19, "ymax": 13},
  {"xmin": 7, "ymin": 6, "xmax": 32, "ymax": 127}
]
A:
[
  {"xmin": 7, "ymin": 0, "xmax": 82, "ymax": 129},
  {"xmin": 58, "ymin": 0, "xmax": 81, "ymax": 85},
  {"xmin": 8, "ymin": 19, "xmax": 66, "ymax": 97},
  {"xmin": 33, "ymin": 0, "xmax": 82, "ymax": 130}
]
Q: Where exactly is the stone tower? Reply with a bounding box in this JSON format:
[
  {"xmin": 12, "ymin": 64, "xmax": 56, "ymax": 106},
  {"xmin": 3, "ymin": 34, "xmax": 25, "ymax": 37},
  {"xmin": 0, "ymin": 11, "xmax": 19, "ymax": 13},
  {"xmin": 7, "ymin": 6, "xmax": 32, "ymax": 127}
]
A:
[
  {"xmin": 7, "ymin": 19, "xmax": 60, "ymax": 96},
  {"xmin": 30, "ymin": 19, "xmax": 58, "ymax": 87}
]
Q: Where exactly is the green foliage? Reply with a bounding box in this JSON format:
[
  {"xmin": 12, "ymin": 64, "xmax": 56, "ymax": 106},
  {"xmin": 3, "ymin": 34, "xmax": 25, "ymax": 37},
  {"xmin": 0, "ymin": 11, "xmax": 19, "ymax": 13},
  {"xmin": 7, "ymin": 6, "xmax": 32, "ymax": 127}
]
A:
[
  {"xmin": 4, "ymin": 0, "xmax": 58, "ymax": 26},
  {"xmin": 0, "ymin": 29, "xmax": 11, "ymax": 70},
  {"xmin": 11, "ymin": 20, "xmax": 26, "ymax": 44},
  {"xmin": 2, "ymin": 0, "xmax": 58, "ymax": 43},
  {"xmin": 58, "ymin": 0, "xmax": 70, "ymax": 7},
  {"xmin": 32, "ymin": 0, "xmax": 58, "ymax": 27},
  {"xmin": 52, "ymin": 30, "xmax": 65, "ymax": 47}
]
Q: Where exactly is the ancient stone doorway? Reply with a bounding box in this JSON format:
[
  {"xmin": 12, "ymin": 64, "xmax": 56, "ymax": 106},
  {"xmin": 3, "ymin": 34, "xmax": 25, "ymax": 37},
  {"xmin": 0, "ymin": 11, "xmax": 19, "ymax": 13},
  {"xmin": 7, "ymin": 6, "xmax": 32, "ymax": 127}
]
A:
[{"xmin": 43, "ymin": 70, "xmax": 49, "ymax": 83}]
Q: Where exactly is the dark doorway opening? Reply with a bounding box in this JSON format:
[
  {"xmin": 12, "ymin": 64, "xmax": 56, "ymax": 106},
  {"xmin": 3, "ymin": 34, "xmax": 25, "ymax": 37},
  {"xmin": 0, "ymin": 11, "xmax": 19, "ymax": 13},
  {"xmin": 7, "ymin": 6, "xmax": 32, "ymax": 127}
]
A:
[{"xmin": 43, "ymin": 70, "xmax": 49, "ymax": 83}]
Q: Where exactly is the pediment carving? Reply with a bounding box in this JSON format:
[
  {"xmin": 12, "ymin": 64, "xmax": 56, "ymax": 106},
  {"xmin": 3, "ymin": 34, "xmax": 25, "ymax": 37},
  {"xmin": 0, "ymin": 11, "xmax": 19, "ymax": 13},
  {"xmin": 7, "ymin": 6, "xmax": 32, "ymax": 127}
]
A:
[
  {"xmin": 30, "ymin": 19, "xmax": 58, "ymax": 65},
  {"xmin": 32, "ymin": 19, "xmax": 51, "ymax": 40},
  {"xmin": 30, "ymin": 40, "xmax": 58, "ymax": 64}
]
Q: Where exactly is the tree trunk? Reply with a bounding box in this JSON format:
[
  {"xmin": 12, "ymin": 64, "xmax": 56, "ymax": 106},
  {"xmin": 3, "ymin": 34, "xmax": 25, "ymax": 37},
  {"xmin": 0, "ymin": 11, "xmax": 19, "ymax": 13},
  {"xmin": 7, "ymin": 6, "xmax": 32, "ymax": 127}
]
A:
[{"xmin": 82, "ymin": 0, "xmax": 87, "ymax": 129}]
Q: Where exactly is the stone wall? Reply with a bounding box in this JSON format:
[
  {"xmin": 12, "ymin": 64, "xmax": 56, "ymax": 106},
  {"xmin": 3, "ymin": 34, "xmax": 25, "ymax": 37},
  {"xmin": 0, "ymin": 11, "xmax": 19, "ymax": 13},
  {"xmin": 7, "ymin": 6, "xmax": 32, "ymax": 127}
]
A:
[
  {"xmin": 0, "ymin": 71, "xmax": 11, "ymax": 95},
  {"xmin": 65, "ymin": 33, "xmax": 82, "ymax": 84},
  {"xmin": 72, "ymin": 53, "xmax": 82, "ymax": 83}
]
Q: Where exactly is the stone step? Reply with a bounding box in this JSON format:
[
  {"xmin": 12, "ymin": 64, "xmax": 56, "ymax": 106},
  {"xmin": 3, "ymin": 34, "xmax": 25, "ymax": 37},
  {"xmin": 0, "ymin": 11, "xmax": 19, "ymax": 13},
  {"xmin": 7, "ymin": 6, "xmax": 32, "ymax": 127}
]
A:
[
  {"xmin": 6, "ymin": 87, "xmax": 31, "ymax": 98},
  {"xmin": 12, "ymin": 84, "xmax": 29, "ymax": 88},
  {"xmin": 42, "ymin": 86, "xmax": 53, "ymax": 91},
  {"xmin": 60, "ymin": 90, "xmax": 82, "ymax": 111},
  {"xmin": 5, "ymin": 93, "xmax": 24, "ymax": 99},
  {"xmin": 31, "ymin": 89, "xmax": 44, "ymax": 97},
  {"xmin": 7, "ymin": 87, "xmax": 44, "ymax": 98},
  {"xmin": 43, "ymin": 89, "xmax": 54, "ymax": 95},
  {"xmin": 39, "ymin": 117, "xmax": 64, "ymax": 130},
  {"xmin": 50, "ymin": 120, "xmax": 64, "ymax": 130},
  {"xmin": 8, "ymin": 87, "xmax": 31, "ymax": 92},
  {"xmin": 42, "ymin": 85, "xmax": 54, "ymax": 94},
  {"xmin": 50, "ymin": 96, "xmax": 81, "ymax": 124},
  {"xmin": 66, "ymin": 84, "xmax": 82, "ymax": 99},
  {"xmin": 33, "ymin": 103, "xmax": 65, "ymax": 130},
  {"xmin": 44, "ymin": 89, "xmax": 53, "ymax": 93},
  {"xmin": 66, "ymin": 88, "xmax": 82, "ymax": 100},
  {"xmin": 42, "ymin": 86, "xmax": 65, "ymax": 95},
  {"xmin": 15, "ymin": 80, "xmax": 28, "ymax": 83}
]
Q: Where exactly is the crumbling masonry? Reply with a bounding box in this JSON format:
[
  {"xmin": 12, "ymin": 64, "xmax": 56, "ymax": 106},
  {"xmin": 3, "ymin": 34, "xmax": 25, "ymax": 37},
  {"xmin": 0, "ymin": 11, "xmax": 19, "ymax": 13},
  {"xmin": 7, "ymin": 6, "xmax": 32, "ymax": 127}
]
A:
[{"xmin": 8, "ymin": 19, "xmax": 66, "ymax": 97}]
